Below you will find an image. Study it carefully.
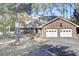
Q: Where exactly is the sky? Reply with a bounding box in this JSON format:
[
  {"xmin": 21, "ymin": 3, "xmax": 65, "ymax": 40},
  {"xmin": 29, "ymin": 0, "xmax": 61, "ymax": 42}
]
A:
[{"xmin": 31, "ymin": 3, "xmax": 75, "ymax": 19}]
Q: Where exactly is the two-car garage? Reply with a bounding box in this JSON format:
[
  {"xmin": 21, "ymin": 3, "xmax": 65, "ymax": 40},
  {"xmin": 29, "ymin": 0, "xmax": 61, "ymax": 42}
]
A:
[
  {"xmin": 42, "ymin": 17, "xmax": 77, "ymax": 38},
  {"xmin": 46, "ymin": 29, "xmax": 72, "ymax": 37}
]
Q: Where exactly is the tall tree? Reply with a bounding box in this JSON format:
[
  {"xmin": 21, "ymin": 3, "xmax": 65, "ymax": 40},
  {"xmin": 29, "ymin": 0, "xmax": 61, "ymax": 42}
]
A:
[
  {"xmin": 55, "ymin": 4, "xmax": 65, "ymax": 18},
  {"xmin": 40, "ymin": 3, "xmax": 47, "ymax": 16},
  {"xmin": 60, "ymin": 3, "xmax": 65, "ymax": 17},
  {"xmin": 65, "ymin": 4, "xmax": 68, "ymax": 19},
  {"xmin": 0, "ymin": 4, "xmax": 16, "ymax": 35},
  {"xmin": 46, "ymin": 3, "xmax": 55, "ymax": 16},
  {"xmin": 16, "ymin": 3, "xmax": 32, "ymax": 15},
  {"xmin": 69, "ymin": 4, "xmax": 73, "ymax": 19},
  {"xmin": 15, "ymin": 3, "xmax": 32, "ymax": 43},
  {"xmin": 73, "ymin": 3, "xmax": 79, "ymax": 25},
  {"xmin": 32, "ymin": 3, "xmax": 39, "ymax": 15}
]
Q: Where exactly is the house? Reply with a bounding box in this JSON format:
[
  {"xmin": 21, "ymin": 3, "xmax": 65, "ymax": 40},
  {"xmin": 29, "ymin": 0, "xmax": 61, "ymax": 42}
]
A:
[
  {"xmin": 20, "ymin": 16, "xmax": 79, "ymax": 38},
  {"xmin": 20, "ymin": 16, "xmax": 57, "ymax": 35},
  {"xmin": 41, "ymin": 17, "xmax": 79, "ymax": 38}
]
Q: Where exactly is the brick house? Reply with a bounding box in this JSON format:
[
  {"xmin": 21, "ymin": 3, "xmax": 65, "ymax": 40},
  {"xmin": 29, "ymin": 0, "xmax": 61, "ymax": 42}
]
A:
[
  {"xmin": 21, "ymin": 16, "xmax": 79, "ymax": 38},
  {"xmin": 41, "ymin": 17, "xmax": 79, "ymax": 38}
]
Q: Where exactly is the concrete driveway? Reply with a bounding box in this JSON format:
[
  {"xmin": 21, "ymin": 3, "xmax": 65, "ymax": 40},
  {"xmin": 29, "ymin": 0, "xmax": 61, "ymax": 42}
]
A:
[
  {"xmin": 24, "ymin": 37, "xmax": 79, "ymax": 56},
  {"xmin": 45, "ymin": 37, "xmax": 79, "ymax": 51}
]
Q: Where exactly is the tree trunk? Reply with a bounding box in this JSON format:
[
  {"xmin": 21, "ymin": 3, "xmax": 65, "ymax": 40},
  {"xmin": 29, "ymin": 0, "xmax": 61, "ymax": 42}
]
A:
[
  {"xmin": 15, "ymin": 4, "xmax": 21, "ymax": 43},
  {"xmin": 70, "ymin": 4, "xmax": 72, "ymax": 19},
  {"xmin": 15, "ymin": 27, "xmax": 21, "ymax": 43},
  {"xmin": 8, "ymin": 26, "xmax": 10, "ymax": 34}
]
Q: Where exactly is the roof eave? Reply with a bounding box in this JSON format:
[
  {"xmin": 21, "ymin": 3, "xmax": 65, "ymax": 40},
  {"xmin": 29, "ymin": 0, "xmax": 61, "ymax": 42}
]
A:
[
  {"xmin": 41, "ymin": 17, "xmax": 79, "ymax": 28},
  {"xmin": 41, "ymin": 17, "xmax": 60, "ymax": 28}
]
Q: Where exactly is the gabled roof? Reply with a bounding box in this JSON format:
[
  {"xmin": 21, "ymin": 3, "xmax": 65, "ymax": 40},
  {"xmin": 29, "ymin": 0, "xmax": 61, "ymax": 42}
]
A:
[
  {"xmin": 20, "ymin": 16, "xmax": 79, "ymax": 28},
  {"xmin": 39, "ymin": 16, "xmax": 57, "ymax": 21},
  {"xmin": 26, "ymin": 16, "xmax": 57, "ymax": 28},
  {"xmin": 41, "ymin": 17, "xmax": 79, "ymax": 28}
]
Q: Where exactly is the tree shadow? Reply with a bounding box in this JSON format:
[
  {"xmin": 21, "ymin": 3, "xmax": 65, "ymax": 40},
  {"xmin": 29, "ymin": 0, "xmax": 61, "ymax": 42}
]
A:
[
  {"xmin": 42, "ymin": 44, "xmax": 77, "ymax": 56},
  {"xmin": 25, "ymin": 44, "xmax": 77, "ymax": 56}
]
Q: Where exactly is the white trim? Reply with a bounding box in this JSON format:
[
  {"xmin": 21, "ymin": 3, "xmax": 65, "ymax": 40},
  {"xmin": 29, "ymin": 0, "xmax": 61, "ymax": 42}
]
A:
[
  {"xmin": 76, "ymin": 25, "xmax": 79, "ymax": 27},
  {"xmin": 41, "ymin": 17, "xmax": 79, "ymax": 28},
  {"xmin": 41, "ymin": 17, "xmax": 59, "ymax": 28},
  {"xmin": 61, "ymin": 17, "xmax": 79, "ymax": 27}
]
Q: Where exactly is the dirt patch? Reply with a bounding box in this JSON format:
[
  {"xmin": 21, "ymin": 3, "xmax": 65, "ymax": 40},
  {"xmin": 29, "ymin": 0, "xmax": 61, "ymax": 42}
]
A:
[
  {"xmin": 34, "ymin": 37, "xmax": 48, "ymax": 44},
  {"xmin": 0, "ymin": 40, "xmax": 15, "ymax": 45}
]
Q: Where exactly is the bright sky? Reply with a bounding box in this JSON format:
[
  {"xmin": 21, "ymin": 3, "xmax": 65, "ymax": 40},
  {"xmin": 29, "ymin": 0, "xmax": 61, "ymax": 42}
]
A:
[{"xmin": 31, "ymin": 3, "xmax": 75, "ymax": 19}]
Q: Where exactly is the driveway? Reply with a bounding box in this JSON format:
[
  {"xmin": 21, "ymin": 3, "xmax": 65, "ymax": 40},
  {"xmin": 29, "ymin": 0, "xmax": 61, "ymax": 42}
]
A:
[
  {"xmin": 23, "ymin": 37, "xmax": 79, "ymax": 56},
  {"xmin": 45, "ymin": 38, "xmax": 79, "ymax": 52},
  {"xmin": 0, "ymin": 36, "xmax": 79, "ymax": 56}
]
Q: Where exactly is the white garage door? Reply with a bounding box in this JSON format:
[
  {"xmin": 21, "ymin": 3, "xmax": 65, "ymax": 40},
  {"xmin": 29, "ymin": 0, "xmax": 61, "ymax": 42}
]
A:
[
  {"xmin": 46, "ymin": 29, "xmax": 57, "ymax": 37},
  {"xmin": 60, "ymin": 29, "xmax": 72, "ymax": 37}
]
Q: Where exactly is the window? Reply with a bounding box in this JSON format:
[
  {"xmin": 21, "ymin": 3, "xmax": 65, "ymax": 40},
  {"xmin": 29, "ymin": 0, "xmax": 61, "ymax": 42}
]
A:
[
  {"xmin": 54, "ymin": 30, "xmax": 56, "ymax": 32},
  {"xmin": 69, "ymin": 30, "xmax": 71, "ymax": 32},
  {"xmin": 49, "ymin": 31, "xmax": 51, "ymax": 32},
  {"xmin": 76, "ymin": 28, "xmax": 79, "ymax": 34},
  {"xmin": 64, "ymin": 30, "xmax": 65, "ymax": 32},
  {"xmin": 60, "ymin": 23, "xmax": 62, "ymax": 27},
  {"xmin": 36, "ymin": 29, "xmax": 38, "ymax": 33},
  {"xmin": 66, "ymin": 30, "xmax": 68, "ymax": 32}
]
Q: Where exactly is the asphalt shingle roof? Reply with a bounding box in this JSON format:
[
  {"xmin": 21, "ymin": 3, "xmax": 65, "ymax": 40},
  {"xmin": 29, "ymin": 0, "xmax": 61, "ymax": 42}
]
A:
[{"xmin": 26, "ymin": 16, "xmax": 57, "ymax": 28}]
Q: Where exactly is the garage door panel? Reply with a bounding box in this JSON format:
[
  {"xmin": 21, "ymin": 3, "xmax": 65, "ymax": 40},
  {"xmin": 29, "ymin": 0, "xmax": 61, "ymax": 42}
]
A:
[
  {"xmin": 60, "ymin": 29, "xmax": 72, "ymax": 37},
  {"xmin": 46, "ymin": 29, "xmax": 57, "ymax": 37}
]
